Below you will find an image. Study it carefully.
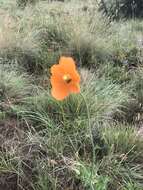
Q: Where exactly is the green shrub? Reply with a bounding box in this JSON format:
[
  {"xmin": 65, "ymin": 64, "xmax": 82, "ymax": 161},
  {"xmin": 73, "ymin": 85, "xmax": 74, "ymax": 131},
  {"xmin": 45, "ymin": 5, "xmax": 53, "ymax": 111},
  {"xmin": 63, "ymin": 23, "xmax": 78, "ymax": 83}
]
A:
[
  {"xmin": 99, "ymin": 0, "xmax": 143, "ymax": 20},
  {"xmin": 71, "ymin": 161, "xmax": 109, "ymax": 190},
  {"xmin": 17, "ymin": 0, "xmax": 38, "ymax": 7}
]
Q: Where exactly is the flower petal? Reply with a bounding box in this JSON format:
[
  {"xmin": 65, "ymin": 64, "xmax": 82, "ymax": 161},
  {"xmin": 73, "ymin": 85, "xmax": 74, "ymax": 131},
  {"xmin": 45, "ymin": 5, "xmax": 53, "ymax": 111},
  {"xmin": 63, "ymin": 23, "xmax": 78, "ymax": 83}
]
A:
[
  {"xmin": 51, "ymin": 85, "xmax": 69, "ymax": 100},
  {"xmin": 71, "ymin": 70, "xmax": 80, "ymax": 83},
  {"xmin": 50, "ymin": 57, "xmax": 80, "ymax": 100},
  {"xmin": 59, "ymin": 57, "xmax": 80, "ymax": 82},
  {"xmin": 51, "ymin": 64, "xmax": 64, "ymax": 78},
  {"xmin": 50, "ymin": 75, "xmax": 62, "ymax": 85},
  {"xmin": 69, "ymin": 83, "xmax": 80, "ymax": 94},
  {"xmin": 59, "ymin": 57, "xmax": 76, "ymax": 71}
]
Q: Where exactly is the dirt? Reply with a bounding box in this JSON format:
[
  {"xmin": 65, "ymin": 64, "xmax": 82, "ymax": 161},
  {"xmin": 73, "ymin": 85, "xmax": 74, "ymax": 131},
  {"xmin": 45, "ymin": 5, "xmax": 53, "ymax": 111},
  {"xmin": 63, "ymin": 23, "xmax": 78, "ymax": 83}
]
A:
[
  {"xmin": 0, "ymin": 118, "xmax": 33, "ymax": 190},
  {"xmin": 0, "ymin": 117, "xmax": 49, "ymax": 190},
  {"xmin": 0, "ymin": 118, "xmax": 25, "ymax": 152},
  {"xmin": 0, "ymin": 172, "xmax": 18, "ymax": 190}
]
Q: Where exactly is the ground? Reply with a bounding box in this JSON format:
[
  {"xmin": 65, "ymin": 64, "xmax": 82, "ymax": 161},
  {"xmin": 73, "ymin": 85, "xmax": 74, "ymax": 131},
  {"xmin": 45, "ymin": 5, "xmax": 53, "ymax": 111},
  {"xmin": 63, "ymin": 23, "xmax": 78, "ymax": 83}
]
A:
[{"xmin": 0, "ymin": 0, "xmax": 143, "ymax": 190}]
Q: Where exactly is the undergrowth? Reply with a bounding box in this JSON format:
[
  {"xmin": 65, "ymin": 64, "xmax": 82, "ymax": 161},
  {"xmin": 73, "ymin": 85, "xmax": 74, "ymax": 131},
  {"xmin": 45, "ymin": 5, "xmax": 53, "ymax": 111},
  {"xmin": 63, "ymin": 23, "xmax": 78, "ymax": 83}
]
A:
[{"xmin": 0, "ymin": 0, "xmax": 143, "ymax": 190}]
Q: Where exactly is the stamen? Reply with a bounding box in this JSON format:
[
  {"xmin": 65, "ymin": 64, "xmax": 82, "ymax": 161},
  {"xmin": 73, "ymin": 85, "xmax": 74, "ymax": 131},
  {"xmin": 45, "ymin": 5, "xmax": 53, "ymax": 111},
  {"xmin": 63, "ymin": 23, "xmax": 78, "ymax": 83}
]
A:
[{"xmin": 63, "ymin": 74, "xmax": 72, "ymax": 83}]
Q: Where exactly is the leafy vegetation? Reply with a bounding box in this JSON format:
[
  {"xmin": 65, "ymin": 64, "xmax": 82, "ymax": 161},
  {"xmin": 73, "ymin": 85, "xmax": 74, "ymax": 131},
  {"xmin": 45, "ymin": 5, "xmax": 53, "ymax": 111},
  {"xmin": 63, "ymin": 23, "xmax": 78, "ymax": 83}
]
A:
[
  {"xmin": 99, "ymin": 0, "xmax": 143, "ymax": 20},
  {"xmin": 0, "ymin": 0, "xmax": 143, "ymax": 190}
]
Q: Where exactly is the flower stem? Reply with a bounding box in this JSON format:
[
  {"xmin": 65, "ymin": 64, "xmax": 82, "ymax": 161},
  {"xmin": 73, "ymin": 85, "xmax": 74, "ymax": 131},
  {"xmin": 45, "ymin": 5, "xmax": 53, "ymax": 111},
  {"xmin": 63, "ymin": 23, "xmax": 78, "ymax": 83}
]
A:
[{"xmin": 80, "ymin": 93, "xmax": 95, "ymax": 189}]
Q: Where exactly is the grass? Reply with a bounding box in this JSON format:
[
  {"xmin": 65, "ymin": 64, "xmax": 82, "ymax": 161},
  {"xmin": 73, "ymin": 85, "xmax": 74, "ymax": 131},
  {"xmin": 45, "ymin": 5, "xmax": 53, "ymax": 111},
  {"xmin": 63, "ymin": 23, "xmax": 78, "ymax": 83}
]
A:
[
  {"xmin": 100, "ymin": 124, "xmax": 143, "ymax": 189},
  {"xmin": 1, "ymin": 0, "xmax": 142, "ymax": 71},
  {"xmin": 0, "ymin": 0, "xmax": 143, "ymax": 190}
]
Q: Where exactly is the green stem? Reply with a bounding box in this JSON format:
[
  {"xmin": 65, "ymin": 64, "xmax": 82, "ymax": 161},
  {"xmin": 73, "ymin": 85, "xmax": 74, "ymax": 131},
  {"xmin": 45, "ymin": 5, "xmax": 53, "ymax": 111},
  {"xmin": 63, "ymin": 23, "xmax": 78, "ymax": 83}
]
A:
[{"xmin": 80, "ymin": 93, "xmax": 95, "ymax": 189}]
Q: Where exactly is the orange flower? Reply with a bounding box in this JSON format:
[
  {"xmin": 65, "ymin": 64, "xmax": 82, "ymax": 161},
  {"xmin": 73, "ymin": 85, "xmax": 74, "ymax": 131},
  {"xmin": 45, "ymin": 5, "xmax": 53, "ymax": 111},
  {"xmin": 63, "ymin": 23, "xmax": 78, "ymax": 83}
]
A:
[{"xmin": 50, "ymin": 56, "xmax": 80, "ymax": 100}]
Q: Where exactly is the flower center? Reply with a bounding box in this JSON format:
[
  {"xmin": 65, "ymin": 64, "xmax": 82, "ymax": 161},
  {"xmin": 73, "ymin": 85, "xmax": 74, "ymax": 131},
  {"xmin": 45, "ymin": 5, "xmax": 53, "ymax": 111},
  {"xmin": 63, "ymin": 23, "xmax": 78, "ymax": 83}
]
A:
[{"xmin": 63, "ymin": 74, "xmax": 72, "ymax": 83}]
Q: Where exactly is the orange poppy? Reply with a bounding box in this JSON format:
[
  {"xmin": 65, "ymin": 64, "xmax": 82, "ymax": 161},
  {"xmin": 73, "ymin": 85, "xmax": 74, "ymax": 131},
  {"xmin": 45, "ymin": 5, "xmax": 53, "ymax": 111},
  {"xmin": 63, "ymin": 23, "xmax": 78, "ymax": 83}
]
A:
[{"xmin": 50, "ymin": 56, "xmax": 80, "ymax": 100}]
